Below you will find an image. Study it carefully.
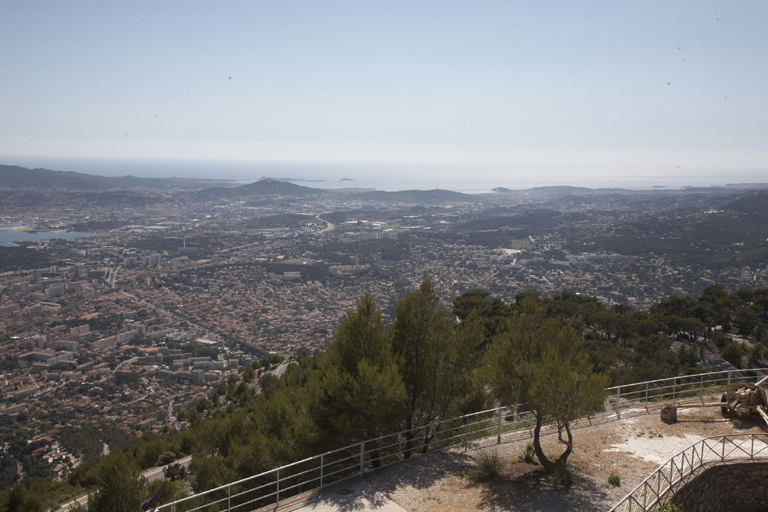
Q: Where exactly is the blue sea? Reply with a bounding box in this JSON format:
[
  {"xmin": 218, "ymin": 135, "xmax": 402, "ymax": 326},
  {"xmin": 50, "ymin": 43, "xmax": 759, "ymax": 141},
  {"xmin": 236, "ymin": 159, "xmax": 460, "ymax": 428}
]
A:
[{"xmin": 4, "ymin": 157, "xmax": 768, "ymax": 193}]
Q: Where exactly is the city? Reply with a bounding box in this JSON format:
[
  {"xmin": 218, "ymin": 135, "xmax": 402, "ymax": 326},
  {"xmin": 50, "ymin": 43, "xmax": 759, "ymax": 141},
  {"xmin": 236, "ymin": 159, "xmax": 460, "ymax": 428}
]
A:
[{"xmin": 1, "ymin": 167, "xmax": 767, "ymax": 492}]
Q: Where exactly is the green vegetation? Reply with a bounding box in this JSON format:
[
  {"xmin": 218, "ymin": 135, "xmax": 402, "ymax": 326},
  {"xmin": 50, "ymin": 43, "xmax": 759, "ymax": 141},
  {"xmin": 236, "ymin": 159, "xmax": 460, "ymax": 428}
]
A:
[
  {"xmin": 314, "ymin": 292, "xmax": 407, "ymax": 460},
  {"xmin": 487, "ymin": 292, "xmax": 610, "ymax": 471},
  {"xmin": 523, "ymin": 442, "xmax": 535, "ymax": 463},
  {"xmin": 4, "ymin": 279, "xmax": 768, "ymax": 510},
  {"xmin": 0, "ymin": 247, "xmax": 59, "ymax": 271},
  {"xmin": 466, "ymin": 449, "xmax": 503, "ymax": 482}
]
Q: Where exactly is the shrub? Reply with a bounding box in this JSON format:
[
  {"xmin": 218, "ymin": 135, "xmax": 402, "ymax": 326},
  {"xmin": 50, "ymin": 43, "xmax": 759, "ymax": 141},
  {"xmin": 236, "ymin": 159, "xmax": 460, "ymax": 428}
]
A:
[
  {"xmin": 164, "ymin": 463, "xmax": 187, "ymax": 481},
  {"xmin": 659, "ymin": 503, "xmax": 683, "ymax": 512},
  {"xmin": 157, "ymin": 450, "xmax": 177, "ymax": 466},
  {"xmin": 523, "ymin": 442, "xmax": 535, "ymax": 463},
  {"xmin": 608, "ymin": 473, "xmax": 621, "ymax": 487},
  {"xmin": 550, "ymin": 458, "xmax": 573, "ymax": 487},
  {"xmin": 466, "ymin": 449, "xmax": 503, "ymax": 482}
]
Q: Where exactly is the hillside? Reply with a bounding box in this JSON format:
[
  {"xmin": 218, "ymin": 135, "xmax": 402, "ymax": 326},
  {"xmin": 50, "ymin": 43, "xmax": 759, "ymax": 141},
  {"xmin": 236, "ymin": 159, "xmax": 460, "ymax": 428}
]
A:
[
  {"xmin": 197, "ymin": 177, "xmax": 327, "ymax": 198},
  {"xmin": 0, "ymin": 164, "xmax": 227, "ymax": 190},
  {"xmin": 354, "ymin": 189, "xmax": 478, "ymax": 203}
]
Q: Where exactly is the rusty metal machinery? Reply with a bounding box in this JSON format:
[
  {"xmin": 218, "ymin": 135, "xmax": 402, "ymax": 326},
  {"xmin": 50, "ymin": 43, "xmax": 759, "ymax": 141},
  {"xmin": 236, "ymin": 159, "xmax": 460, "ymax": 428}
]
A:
[
  {"xmin": 720, "ymin": 374, "xmax": 768, "ymax": 426},
  {"xmin": 660, "ymin": 374, "xmax": 768, "ymax": 426}
]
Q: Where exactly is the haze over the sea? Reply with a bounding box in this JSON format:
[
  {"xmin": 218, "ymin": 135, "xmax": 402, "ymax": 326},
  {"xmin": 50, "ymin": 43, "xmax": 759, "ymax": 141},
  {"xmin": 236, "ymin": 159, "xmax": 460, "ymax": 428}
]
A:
[
  {"xmin": 2, "ymin": 2, "xmax": 767, "ymax": 190},
  {"xmin": 4, "ymin": 157, "xmax": 766, "ymax": 193}
]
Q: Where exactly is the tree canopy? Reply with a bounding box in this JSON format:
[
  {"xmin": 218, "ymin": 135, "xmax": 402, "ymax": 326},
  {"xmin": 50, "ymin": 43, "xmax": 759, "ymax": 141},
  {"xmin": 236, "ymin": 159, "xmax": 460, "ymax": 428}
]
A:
[{"xmin": 488, "ymin": 295, "xmax": 609, "ymax": 470}]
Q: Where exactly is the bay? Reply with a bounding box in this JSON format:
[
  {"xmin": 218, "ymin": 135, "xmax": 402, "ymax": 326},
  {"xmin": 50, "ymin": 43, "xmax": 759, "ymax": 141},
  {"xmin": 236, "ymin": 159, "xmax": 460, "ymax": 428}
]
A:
[{"xmin": 0, "ymin": 230, "xmax": 99, "ymax": 247}]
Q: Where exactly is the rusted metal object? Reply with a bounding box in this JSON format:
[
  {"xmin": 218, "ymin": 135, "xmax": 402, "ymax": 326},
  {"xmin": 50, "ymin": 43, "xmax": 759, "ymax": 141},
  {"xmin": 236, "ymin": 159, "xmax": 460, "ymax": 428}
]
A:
[
  {"xmin": 660, "ymin": 405, "xmax": 678, "ymax": 423},
  {"xmin": 720, "ymin": 374, "xmax": 768, "ymax": 426}
]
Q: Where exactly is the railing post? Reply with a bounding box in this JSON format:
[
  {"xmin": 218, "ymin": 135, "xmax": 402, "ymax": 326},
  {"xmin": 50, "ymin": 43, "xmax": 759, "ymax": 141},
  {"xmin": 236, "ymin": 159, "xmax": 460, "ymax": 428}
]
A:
[
  {"xmin": 360, "ymin": 442, "xmax": 365, "ymax": 477},
  {"xmin": 276, "ymin": 467, "xmax": 280, "ymax": 504},
  {"xmin": 227, "ymin": 485, "xmax": 231, "ymax": 512},
  {"xmin": 615, "ymin": 387, "xmax": 621, "ymax": 419},
  {"xmin": 673, "ymin": 378, "xmax": 677, "ymax": 400},
  {"xmin": 644, "ymin": 382, "xmax": 649, "ymax": 411},
  {"xmin": 398, "ymin": 432, "xmax": 402, "ymax": 460},
  {"xmin": 320, "ymin": 454, "xmax": 324, "ymax": 489},
  {"xmin": 700, "ymin": 374, "xmax": 704, "ymax": 402},
  {"xmin": 464, "ymin": 416, "xmax": 469, "ymax": 452},
  {"xmin": 497, "ymin": 407, "xmax": 502, "ymax": 444},
  {"xmin": 727, "ymin": 370, "xmax": 732, "ymax": 384}
]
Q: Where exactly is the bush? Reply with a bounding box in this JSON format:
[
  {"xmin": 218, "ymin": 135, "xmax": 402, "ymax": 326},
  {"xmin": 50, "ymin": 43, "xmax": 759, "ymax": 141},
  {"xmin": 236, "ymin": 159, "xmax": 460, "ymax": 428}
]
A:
[
  {"xmin": 523, "ymin": 442, "xmax": 535, "ymax": 463},
  {"xmin": 608, "ymin": 472, "xmax": 621, "ymax": 487},
  {"xmin": 659, "ymin": 503, "xmax": 683, "ymax": 512},
  {"xmin": 164, "ymin": 463, "xmax": 187, "ymax": 481},
  {"xmin": 550, "ymin": 458, "xmax": 573, "ymax": 487},
  {"xmin": 466, "ymin": 449, "xmax": 503, "ymax": 482},
  {"xmin": 157, "ymin": 450, "xmax": 177, "ymax": 466}
]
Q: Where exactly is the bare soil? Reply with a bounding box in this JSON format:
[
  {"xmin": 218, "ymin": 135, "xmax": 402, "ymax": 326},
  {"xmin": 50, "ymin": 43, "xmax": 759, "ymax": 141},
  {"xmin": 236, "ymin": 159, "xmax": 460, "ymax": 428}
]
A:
[{"xmin": 370, "ymin": 399, "xmax": 767, "ymax": 512}]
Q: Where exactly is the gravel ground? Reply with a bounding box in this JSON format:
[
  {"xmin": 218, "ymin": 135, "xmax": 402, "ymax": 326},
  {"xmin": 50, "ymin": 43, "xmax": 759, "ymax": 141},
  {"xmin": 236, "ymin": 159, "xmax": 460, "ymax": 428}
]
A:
[{"xmin": 367, "ymin": 399, "xmax": 766, "ymax": 512}]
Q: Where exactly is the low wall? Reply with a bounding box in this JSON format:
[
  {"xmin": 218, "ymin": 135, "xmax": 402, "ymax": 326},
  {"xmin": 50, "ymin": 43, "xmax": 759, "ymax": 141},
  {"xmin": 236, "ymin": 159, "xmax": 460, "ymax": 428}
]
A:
[{"xmin": 671, "ymin": 462, "xmax": 768, "ymax": 512}]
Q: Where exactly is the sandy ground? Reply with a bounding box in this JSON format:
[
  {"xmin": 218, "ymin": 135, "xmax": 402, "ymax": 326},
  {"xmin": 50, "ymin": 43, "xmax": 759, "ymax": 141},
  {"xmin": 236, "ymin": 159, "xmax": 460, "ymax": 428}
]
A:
[{"xmin": 364, "ymin": 399, "xmax": 767, "ymax": 512}]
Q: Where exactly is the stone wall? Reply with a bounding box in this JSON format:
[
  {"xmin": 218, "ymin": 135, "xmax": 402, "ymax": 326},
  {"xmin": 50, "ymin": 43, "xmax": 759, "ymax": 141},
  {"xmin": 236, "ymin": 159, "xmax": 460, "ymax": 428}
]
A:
[{"xmin": 670, "ymin": 462, "xmax": 768, "ymax": 512}]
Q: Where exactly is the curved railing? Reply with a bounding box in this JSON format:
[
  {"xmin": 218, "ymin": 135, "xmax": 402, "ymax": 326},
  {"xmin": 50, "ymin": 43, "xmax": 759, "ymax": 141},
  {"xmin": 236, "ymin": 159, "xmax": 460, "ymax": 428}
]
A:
[
  {"xmin": 609, "ymin": 434, "xmax": 768, "ymax": 512},
  {"xmin": 154, "ymin": 367, "xmax": 768, "ymax": 512}
]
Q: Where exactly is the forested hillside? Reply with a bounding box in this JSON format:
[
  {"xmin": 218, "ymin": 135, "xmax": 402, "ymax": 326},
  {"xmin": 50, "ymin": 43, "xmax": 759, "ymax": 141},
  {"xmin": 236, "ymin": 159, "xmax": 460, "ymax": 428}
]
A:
[{"xmin": 2, "ymin": 279, "xmax": 768, "ymax": 512}]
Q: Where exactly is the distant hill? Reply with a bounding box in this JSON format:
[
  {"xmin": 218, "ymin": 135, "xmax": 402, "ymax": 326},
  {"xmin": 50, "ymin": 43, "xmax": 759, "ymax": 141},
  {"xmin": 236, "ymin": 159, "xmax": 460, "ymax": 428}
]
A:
[
  {"xmin": 460, "ymin": 208, "xmax": 587, "ymax": 231},
  {"xmin": 239, "ymin": 178, "xmax": 324, "ymax": 195},
  {"xmin": 197, "ymin": 178, "xmax": 327, "ymax": 198},
  {"xmin": 722, "ymin": 190, "xmax": 768, "ymax": 213},
  {"xmin": 526, "ymin": 186, "xmax": 596, "ymax": 196},
  {"xmin": 354, "ymin": 189, "xmax": 477, "ymax": 203},
  {"xmin": 0, "ymin": 164, "xmax": 230, "ymax": 190}
]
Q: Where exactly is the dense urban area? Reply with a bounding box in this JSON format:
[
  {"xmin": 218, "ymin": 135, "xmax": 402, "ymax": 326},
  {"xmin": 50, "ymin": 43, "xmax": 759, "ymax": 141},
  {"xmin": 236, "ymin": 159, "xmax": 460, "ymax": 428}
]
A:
[{"xmin": 1, "ymin": 165, "xmax": 768, "ymax": 511}]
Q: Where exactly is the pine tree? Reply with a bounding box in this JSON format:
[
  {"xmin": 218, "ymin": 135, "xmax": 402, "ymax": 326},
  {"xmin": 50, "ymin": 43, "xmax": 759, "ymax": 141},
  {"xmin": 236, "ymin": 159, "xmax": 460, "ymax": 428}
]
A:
[
  {"xmin": 487, "ymin": 295, "xmax": 609, "ymax": 471},
  {"xmin": 313, "ymin": 292, "xmax": 406, "ymax": 465}
]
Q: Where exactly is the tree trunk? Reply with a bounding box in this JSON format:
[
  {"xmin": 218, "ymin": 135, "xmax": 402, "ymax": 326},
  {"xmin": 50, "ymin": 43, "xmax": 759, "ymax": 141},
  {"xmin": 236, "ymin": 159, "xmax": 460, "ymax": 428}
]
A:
[
  {"xmin": 370, "ymin": 447, "xmax": 381, "ymax": 468},
  {"xmin": 403, "ymin": 415, "xmax": 414, "ymax": 459},
  {"xmin": 532, "ymin": 414, "xmax": 553, "ymax": 471},
  {"xmin": 557, "ymin": 421, "xmax": 573, "ymax": 463}
]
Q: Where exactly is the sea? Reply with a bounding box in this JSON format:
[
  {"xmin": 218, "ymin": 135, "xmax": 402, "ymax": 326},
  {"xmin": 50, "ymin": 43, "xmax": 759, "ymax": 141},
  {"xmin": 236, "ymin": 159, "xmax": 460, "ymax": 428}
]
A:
[
  {"xmin": 4, "ymin": 157, "xmax": 768, "ymax": 193},
  {"xmin": 0, "ymin": 228, "xmax": 99, "ymax": 247}
]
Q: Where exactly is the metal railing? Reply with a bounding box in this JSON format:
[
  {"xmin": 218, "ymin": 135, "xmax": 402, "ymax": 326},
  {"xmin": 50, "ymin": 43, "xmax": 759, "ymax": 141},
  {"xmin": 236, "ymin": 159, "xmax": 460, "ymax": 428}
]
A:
[
  {"xmin": 607, "ymin": 367, "xmax": 768, "ymax": 419},
  {"xmin": 609, "ymin": 434, "xmax": 768, "ymax": 512},
  {"xmin": 155, "ymin": 367, "xmax": 768, "ymax": 512}
]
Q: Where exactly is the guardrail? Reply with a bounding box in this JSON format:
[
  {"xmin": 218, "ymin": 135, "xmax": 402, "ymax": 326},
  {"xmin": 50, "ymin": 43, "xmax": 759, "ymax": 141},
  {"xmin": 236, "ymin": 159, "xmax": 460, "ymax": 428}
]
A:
[
  {"xmin": 155, "ymin": 367, "xmax": 768, "ymax": 512},
  {"xmin": 609, "ymin": 434, "xmax": 768, "ymax": 512},
  {"xmin": 607, "ymin": 367, "xmax": 768, "ymax": 419}
]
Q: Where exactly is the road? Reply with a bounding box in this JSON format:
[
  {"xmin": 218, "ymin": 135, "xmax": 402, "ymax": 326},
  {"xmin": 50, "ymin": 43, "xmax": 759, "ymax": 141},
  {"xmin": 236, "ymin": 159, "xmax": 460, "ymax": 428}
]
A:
[
  {"xmin": 119, "ymin": 290, "xmax": 220, "ymax": 340},
  {"xmin": 317, "ymin": 216, "xmax": 334, "ymax": 233},
  {"xmin": 107, "ymin": 265, "xmax": 120, "ymax": 288},
  {"xmin": 55, "ymin": 456, "xmax": 192, "ymax": 512}
]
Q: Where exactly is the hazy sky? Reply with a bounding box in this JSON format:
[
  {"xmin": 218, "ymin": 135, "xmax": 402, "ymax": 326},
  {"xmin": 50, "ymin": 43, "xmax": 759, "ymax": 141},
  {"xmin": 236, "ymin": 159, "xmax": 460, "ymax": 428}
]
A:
[{"xmin": 1, "ymin": 1, "xmax": 767, "ymax": 185}]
